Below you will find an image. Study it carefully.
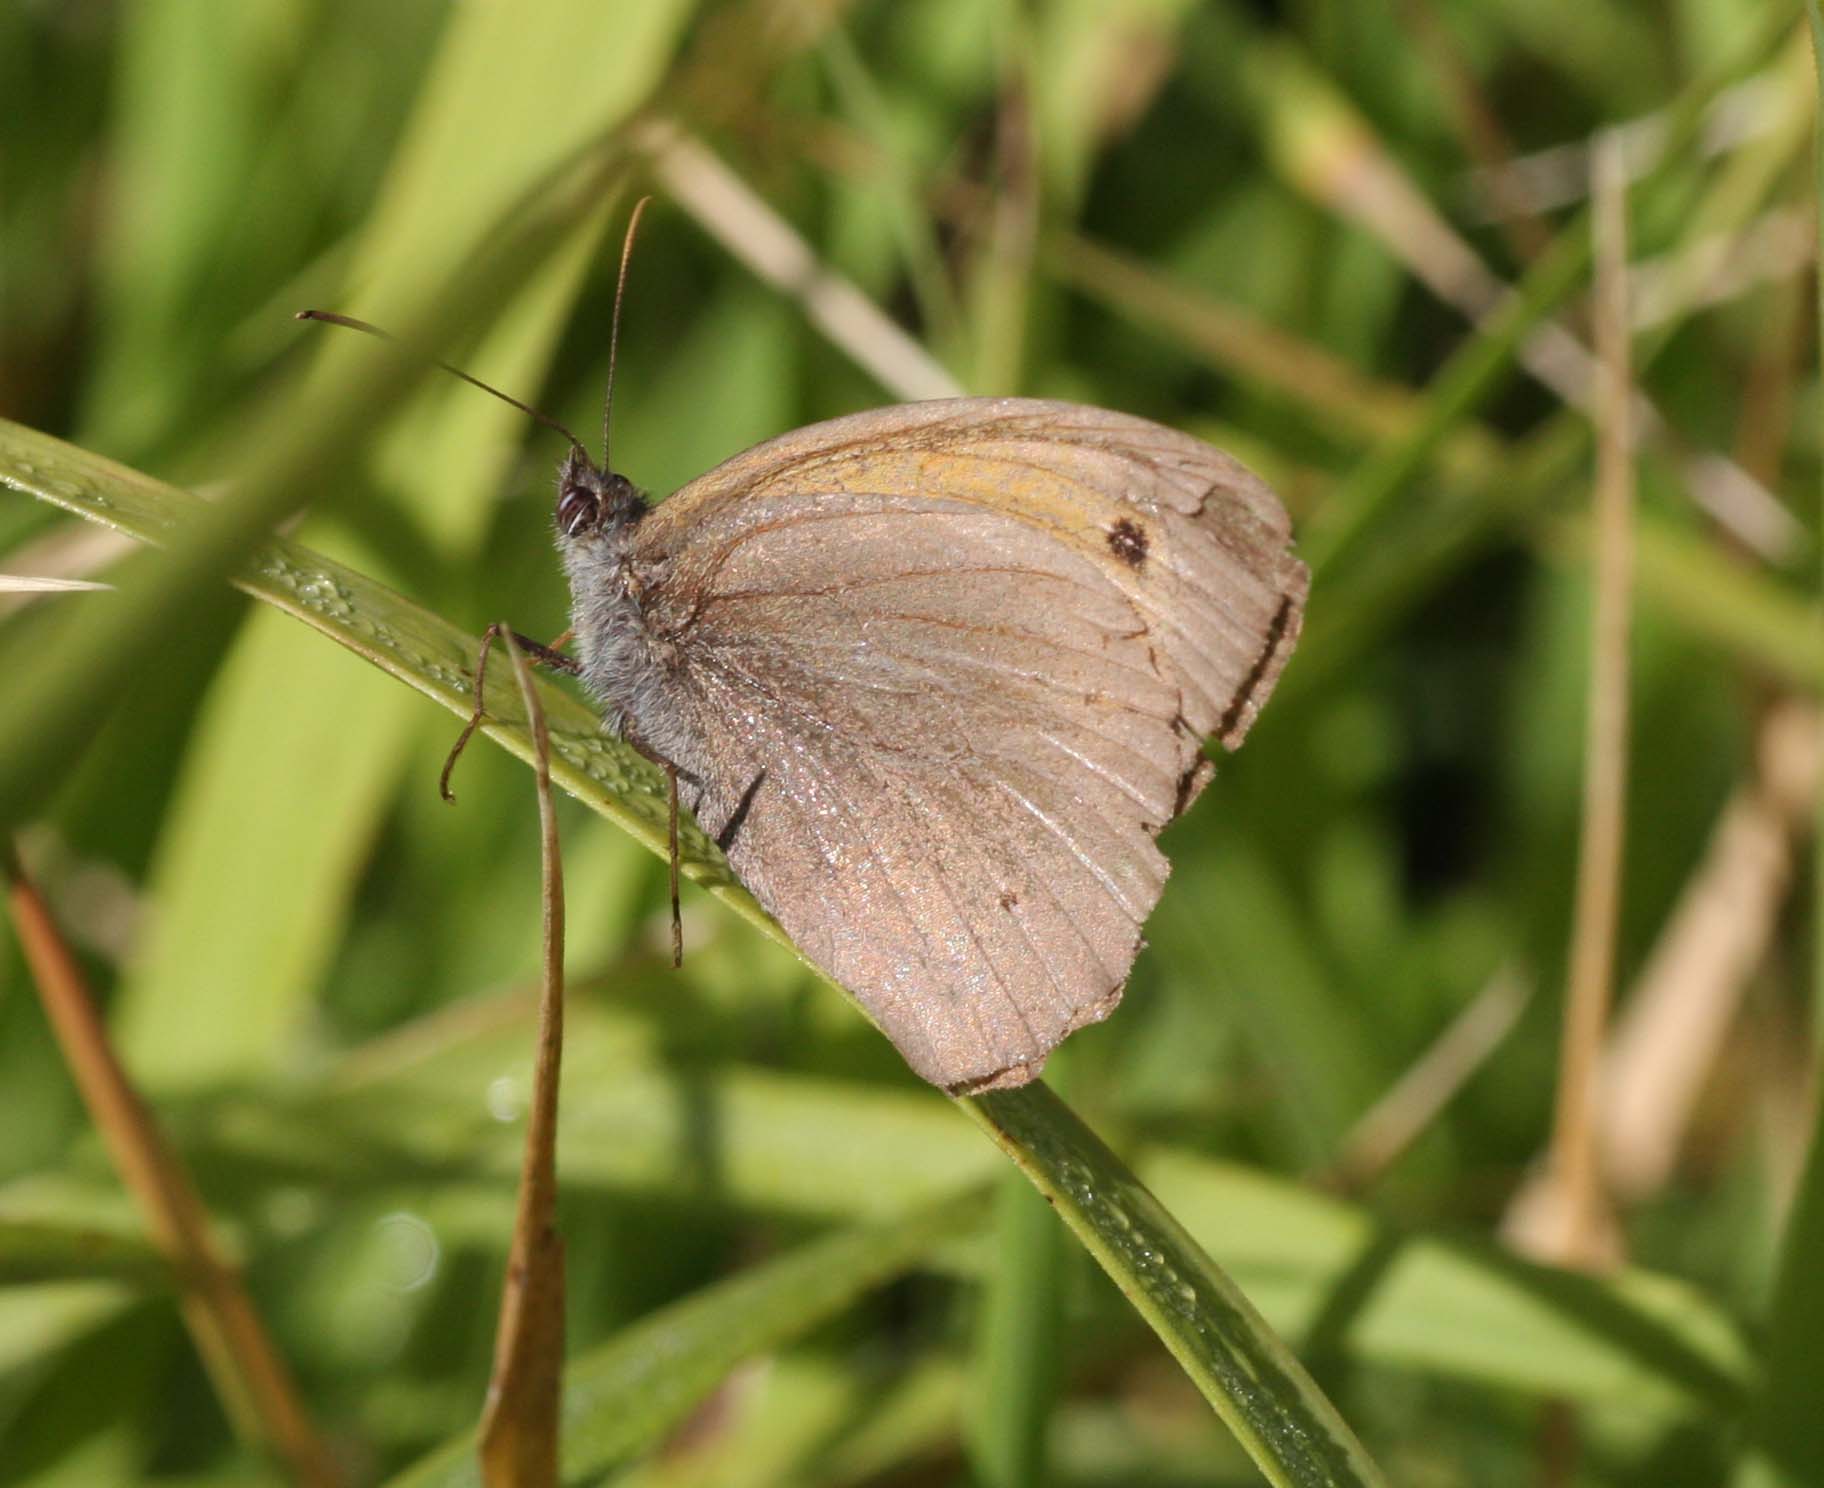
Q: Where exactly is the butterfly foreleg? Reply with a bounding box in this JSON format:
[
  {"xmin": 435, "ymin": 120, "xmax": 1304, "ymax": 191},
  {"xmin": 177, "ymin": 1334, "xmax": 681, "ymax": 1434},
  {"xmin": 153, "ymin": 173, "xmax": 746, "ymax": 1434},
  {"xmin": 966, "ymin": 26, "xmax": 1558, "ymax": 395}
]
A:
[
  {"xmin": 617, "ymin": 722, "xmax": 685, "ymax": 971},
  {"xmin": 510, "ymin": 629, "xmax": 581, "ymax": 674},
  {"xmin": 439, "ymin": 624, "xmax": 581, "ymax": 803}
]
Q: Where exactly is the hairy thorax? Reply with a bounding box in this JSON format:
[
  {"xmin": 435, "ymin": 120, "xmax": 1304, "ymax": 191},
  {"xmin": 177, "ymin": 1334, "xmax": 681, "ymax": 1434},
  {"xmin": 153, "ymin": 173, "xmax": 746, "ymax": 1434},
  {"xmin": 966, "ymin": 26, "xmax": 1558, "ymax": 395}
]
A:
[{"xmin": 559, "ymin": 524, "xmax": 704, "ymax": 782}]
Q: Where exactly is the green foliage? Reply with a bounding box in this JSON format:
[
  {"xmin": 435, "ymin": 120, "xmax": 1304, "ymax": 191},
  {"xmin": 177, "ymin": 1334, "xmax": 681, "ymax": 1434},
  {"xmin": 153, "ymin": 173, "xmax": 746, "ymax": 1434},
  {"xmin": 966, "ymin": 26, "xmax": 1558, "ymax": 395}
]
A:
[{"xmin": 1, "ymin": 1, "xmax": 1819, "ymax": 1484}]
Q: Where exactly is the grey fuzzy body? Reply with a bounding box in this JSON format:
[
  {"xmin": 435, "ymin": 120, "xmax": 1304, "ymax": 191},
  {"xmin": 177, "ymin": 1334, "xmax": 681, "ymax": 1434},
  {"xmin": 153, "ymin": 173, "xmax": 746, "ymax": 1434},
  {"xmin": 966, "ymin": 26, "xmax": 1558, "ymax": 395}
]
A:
[{"xmin": 553, "ymin": 454, "xmax": 709, "ymax": 794}]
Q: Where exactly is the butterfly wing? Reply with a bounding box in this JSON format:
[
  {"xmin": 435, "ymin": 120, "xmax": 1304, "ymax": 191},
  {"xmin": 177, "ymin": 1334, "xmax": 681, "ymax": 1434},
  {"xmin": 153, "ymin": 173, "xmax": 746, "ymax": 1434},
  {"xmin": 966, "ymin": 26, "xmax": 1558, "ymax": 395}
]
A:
[{"xmin": 621, "ymin": 398, "xmax": 1306, "ymax": 1091}]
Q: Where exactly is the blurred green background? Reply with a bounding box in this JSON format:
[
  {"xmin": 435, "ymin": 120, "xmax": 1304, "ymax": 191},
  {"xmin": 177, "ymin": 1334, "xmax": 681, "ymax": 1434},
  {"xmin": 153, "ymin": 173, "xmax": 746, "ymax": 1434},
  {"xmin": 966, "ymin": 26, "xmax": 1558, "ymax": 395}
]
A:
[{"xmin": 1, "ymin": 0, "xmax": 1820, "ymax": 1483}]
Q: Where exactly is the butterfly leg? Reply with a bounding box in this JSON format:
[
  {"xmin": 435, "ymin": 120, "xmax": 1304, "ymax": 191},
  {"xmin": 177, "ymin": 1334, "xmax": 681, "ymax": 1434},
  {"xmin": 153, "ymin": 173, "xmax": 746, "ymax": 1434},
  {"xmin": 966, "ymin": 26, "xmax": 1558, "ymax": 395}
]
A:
[
  {"xmin": 440, "ymin": 624, "xmax": 579, "ymax": 803},
  {"xmin": 664, "ymin": 763, "xmax": 682, "ymax": 970},
  {"xmin": 616, "ymin": 725, "xmax": 685, "ymax": 971},
  {"xmin": 510, "ymin": 629, "xmax": 580, "ymax": 673}
]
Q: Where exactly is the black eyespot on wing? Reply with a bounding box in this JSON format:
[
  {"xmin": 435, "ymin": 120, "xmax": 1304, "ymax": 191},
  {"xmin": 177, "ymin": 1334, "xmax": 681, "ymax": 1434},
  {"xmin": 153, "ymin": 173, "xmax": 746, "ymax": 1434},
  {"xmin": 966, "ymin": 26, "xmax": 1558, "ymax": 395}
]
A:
[{"xmin": 1107, "ymin": 518, "xmax": 1149, "ymax": 570}]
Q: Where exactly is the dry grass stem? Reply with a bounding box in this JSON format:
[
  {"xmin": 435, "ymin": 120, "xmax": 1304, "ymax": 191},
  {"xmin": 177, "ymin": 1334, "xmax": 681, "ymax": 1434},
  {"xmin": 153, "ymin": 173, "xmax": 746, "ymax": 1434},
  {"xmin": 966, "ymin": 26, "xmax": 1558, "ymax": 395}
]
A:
[
  {"xmin": 1398, "ymin": 0, "xmax": 1552, "ymax": 260},
  {"xmin": 1046, "ymin": 233, "xmax": 1463, "ymax": 460},
  {"xmin": 2, "ymin": 839, "xmax": 339, "ymax": 1487},
  {"xmin": 1328, "ymin": 969, "xmax": 1530, "ymax": 1191},
  {"xmin": 1630, "ymin": 207, "xmax": 1815, "ymax": 331},
  {"xmin": 477, "ymin": 633, "xmax": 569, "ymax": 1488},
  {"xmin": 1286, "ymin": 77, "xmax": 1796, "ymax": 559},
  {"xmin": 1463, "ymin": 73, "xmax": 1786, "ymax": 217},
  {"xmin": 0, "ymin": 523, "xmax": 134, "ymax": 620},
  {"xmin": 637, "ymin": 120, "xmax": 964, "ymax": 402},
  {"xmin": 1531, "ymin": 132, "xmax": 1637, "ymax": 1270},
  {"xmin": 1599, "ymin": 703, "xmax": 1820, "ymax": 1200},
  {"xmin": 0, "ymin": 574, "xmax": 114, "ymax": 594}
]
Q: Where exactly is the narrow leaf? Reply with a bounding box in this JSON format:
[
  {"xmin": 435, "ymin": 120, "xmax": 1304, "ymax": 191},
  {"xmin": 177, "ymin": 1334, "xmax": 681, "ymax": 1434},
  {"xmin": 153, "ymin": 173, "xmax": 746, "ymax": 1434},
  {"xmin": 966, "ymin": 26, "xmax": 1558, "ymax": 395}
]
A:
[
  {"xmin": 475, "ymin": 635, "xmax": 569, "ymax": 1487},
  {"xmin": 1744, "ymin": 9, "xmax": 1824, "ymax": 1483},
  {"xmin": 971, "ymin": 1085, "xmax": 1389, "ymax": 1488}
]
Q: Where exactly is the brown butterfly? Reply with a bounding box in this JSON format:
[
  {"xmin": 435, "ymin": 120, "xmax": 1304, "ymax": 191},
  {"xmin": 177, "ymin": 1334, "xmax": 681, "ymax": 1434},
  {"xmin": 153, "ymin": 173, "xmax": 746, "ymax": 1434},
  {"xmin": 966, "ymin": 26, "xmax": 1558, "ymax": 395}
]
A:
[
  {"xmin": 551, "ymin": 396, "xmax": 1306, "ymax": 1091},
  {"xmin": 302, "ymin": 261, "xmax": 1305, "ymax": 1094}
]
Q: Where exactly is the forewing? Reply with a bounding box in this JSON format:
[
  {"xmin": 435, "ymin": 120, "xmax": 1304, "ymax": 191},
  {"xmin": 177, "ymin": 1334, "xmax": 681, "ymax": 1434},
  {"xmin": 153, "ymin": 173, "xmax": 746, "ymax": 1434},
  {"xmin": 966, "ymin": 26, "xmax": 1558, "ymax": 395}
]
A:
[{"xmin": 631, "ymin": 399, "xmax": 1307, "ymax": 1090}]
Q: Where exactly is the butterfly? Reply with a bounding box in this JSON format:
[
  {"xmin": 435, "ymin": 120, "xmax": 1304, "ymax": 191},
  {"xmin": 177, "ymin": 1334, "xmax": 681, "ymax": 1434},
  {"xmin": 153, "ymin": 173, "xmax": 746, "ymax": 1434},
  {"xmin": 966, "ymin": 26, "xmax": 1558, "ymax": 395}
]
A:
[
  {"xmin": 302, "ymin": 255, "xmax": 1304, "ymax": 1092},
  {"xmin": 551, "ymin": 396, "xmax": 1307, "ymax": 1091}
]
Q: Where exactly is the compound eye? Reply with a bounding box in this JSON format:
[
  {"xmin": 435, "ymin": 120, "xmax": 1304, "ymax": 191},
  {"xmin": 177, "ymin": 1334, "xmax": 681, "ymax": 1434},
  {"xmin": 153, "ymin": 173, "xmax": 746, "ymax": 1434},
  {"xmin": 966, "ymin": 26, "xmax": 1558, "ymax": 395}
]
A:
[{"xmin": 556, "ymin": 486, "xmax": 598, "ymax": 536}]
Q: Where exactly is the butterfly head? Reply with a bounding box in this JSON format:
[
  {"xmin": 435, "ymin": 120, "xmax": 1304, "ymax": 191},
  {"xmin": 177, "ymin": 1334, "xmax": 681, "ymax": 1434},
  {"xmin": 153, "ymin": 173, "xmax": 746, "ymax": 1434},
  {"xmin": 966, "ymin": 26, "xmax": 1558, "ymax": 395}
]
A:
[{"xmin": 556, "ymin": 446, "xmax": 645, "ymax": 542}]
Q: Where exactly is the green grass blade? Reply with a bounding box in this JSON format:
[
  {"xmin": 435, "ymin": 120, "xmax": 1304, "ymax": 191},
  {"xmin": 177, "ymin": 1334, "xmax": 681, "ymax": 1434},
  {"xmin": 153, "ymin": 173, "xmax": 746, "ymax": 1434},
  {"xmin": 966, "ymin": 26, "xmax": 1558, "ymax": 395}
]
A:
[
  {"xmin": 1137, "ymin": 1149, "xmax": 1750, "ymax": 1417},
  {"xmin": 6, "ymin": 992, "xmax": 1754, "ymax": 1416},
  {"xmin": 0, "ymin": 1220, "xmax": 167, "ymax": 1287},
  {"xmin": 104, "ymin": 0, "xmax": 696, "ymax": 1088},
  {"xmin": 111, "ymin": 607, "xmax": 424, "ymax": 1086},
  {"xmin": 1745, "ymin": 10, "xmax": 1824, "ymax": 1483},
  {"xmin": 0, "ymin": 133, "xmax": 634, "ymax": 838},
  {"xmin": 969, "ymin": 1085, "xmax": 1389, "ymax": 1488},
  {"xmin": 966, "ymin": 1169, "xmax": 1067, "ymax": 1487},
  {"xmin": 0, "ymin": 419, "xmax": 735, "ymax": 895},
  {"xmin": 383, "ymin": 1191, "xmax": 986, "ymax": 1488}
]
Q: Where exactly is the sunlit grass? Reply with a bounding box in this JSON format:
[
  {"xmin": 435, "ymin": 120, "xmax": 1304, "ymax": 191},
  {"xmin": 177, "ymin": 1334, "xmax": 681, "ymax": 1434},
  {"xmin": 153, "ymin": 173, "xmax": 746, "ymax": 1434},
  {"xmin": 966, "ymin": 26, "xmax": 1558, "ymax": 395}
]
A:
[{"xmin": 1, "ymin": 2, "xmax": 1819, "ymax": 1484}]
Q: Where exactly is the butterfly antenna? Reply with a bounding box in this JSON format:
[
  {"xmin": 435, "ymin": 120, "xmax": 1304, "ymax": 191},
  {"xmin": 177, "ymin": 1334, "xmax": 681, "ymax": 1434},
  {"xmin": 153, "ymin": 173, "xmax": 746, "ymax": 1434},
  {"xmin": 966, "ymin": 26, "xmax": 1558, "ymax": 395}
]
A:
[
  {"xmin": 602, "ymin": 195, "xmax": 654, "ymax": 470},
  {"xmin": 294, "ymin": 309, "xmax": 587, "ymax": 454}
]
